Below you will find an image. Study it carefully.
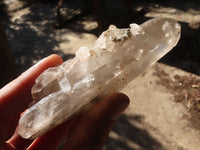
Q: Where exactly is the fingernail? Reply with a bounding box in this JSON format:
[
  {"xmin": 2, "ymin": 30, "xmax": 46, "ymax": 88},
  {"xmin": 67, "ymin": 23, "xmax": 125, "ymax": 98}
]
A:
[{"xmin": 111, "ymin": 93, "xmax": 130, "ymax": 120}]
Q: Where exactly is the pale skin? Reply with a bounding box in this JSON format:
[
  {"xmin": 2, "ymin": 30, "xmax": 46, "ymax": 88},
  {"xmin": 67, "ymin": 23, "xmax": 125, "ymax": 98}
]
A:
[{"xmin": 0, "ymin": 54, "xmax": 130, "ymax": 150}]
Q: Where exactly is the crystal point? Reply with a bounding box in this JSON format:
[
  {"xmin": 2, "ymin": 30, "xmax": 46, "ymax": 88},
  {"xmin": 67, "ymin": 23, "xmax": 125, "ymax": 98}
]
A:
[{"xmin": 18, "ymin": 17, "xmax": 181, "ymax": 139}]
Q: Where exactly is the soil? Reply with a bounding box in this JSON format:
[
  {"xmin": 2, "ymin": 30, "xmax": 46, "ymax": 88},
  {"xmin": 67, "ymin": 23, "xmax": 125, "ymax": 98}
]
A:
[
  {"xmin": 122, "ymin": 63, "xmax": 200, "ymax": 150},
  {"xmin": 1, "ymin": 0, "xmax": 200, "ymax": 75},
  {"xmin": 153, "ymin": 64, "xmax": 200, "ymax": 131}
]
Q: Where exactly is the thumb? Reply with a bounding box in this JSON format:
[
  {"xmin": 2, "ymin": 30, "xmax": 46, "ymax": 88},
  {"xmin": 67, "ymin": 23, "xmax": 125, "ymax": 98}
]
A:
[{"xmin": 63, "ymin": 93, "xmax": 130, "ymax": 150}]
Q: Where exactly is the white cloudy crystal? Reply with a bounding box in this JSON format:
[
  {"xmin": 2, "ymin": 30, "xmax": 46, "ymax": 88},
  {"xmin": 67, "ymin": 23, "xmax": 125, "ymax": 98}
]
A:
[{"xmin": 18, "ymin": 17, "xmax": 181, "ymax": 139}]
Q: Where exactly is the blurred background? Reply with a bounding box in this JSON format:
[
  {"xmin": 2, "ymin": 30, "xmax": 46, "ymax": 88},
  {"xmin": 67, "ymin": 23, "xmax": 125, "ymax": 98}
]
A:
[
  {"xmin": 0, "ymin": 0, "xmax": 200, "ymax": 149},
  {"xmin": 1, "ymin": 0, "xmax": 200, "ymax": 86}
]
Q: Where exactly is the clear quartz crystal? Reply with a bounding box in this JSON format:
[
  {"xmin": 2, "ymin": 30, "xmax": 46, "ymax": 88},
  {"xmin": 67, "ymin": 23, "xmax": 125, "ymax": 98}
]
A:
[{"xmin": 18, "ymin": 17, "xmax": 181, "ymax": 139}]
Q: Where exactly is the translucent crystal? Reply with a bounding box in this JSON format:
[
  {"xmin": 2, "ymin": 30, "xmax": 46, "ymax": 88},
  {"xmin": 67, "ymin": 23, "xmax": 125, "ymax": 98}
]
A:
[{"xmin": 18, "ymin": 17, "xmax": 181, "ymax": 139}]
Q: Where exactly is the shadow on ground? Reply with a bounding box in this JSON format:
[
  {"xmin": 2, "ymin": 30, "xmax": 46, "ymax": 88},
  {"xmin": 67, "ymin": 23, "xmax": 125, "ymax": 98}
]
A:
[
  {"xmin": 5, "ymin": 3, "xmax": 75, "ymax": 71},
  {"xmin": 105, "ymin": 114, "xmax": 165, "ymax": 150},
  {"xmin": 2, "ymin": 0, "xmax": 200, "ymax": 75},
  {"xmin": 159, "ymin": 22, "xmax": 200, "ymax": 75}
]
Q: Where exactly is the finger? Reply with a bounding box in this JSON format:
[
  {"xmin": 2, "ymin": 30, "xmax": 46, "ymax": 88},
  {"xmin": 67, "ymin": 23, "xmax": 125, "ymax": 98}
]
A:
[
  {"xmin": 6, "ymin": 126, "xmax": 33, "ymax": 150},
  {"xmin": 0, "ymin": 54, "xmax": 63, "ymax": 118},
  {"xmin": 26, "ymin": 119, "xmax": 75, "ymax": 150},
  {"xmin": 0, "ymin": 117, "xmax": 20, "ymax": 148},
  {"xmin": 63, "ymin": 93, "xmax": 130, "ymax": 150},
  {"xmin": 0, "ymin": 55, "xmax": 63, "ymax": 147}
]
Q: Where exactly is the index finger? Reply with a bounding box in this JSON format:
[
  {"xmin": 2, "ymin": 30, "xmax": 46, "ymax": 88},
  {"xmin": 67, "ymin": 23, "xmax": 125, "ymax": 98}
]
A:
[{"xmin": 0, "ymin": 54, "xmax": 63, "ymax": 119}]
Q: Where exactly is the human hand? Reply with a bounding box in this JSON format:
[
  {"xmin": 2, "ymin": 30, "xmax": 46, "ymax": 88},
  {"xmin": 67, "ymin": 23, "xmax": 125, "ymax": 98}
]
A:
[{"xmin": 0, "ymin": 54, "xmax": 129, "ymax": 150}]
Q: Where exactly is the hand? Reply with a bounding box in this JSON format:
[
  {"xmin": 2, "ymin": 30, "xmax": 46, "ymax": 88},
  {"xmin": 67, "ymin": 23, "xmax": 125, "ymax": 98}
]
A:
[{"xmin": 0, "ymin": 55, "xmax": 130, "ymax": 150}]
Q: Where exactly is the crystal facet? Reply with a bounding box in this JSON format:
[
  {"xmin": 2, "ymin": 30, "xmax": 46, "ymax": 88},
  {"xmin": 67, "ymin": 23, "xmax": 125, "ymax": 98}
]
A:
[{"xmin": 18, "ymin": 17, "xmax": 181, "ymax": 139}]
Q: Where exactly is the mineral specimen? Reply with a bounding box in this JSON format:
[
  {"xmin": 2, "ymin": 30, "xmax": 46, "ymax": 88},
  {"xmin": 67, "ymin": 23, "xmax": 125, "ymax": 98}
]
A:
[{"xmin": 18, "ymin": 17, "xmax": 181, "ymax": 139}]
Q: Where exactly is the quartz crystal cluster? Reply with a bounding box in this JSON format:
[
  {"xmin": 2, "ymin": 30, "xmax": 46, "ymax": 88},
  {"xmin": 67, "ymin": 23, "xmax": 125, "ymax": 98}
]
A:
[{"xmin": 18, "ymin": 17, "xmax": 181, "ymax": 139}]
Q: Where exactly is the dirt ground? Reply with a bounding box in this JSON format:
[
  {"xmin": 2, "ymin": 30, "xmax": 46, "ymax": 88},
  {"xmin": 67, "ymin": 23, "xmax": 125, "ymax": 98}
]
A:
[
  {"xmin": 1, "ymin": 0, "xmax": 200, "ymax": 149},
  {"xmin": 1, "ymin": 0, "xmax": 200, "ymax": 74},
  {"xmin": 121, "ymin": 63, "xmax": 200, "ymax": 150}
]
